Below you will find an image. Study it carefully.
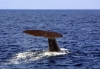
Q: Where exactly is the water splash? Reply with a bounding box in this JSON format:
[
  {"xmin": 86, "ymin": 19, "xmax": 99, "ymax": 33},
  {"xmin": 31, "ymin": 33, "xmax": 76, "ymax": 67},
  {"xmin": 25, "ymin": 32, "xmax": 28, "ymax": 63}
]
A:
[
  {"xmin": 44, "ymin": 48, "xmax": 69, "ymax": 56},
  {"xmin": 3, "ymin": 48, "xmax": 69, "ymax": 65}
]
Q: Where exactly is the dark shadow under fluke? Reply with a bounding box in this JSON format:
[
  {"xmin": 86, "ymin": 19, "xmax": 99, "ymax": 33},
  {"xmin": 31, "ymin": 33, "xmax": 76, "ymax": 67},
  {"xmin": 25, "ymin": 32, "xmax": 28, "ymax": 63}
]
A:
[{"xmin": 23, "ymin": 30, "xmax": 63, "ymax": 52}]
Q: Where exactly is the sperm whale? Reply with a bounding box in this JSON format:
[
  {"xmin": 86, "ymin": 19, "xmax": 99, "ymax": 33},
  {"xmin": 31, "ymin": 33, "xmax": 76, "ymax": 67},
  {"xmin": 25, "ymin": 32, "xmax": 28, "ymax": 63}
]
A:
[{"xmin": 23, "ymin": 30, "xmax": 63, "ymax": 52}]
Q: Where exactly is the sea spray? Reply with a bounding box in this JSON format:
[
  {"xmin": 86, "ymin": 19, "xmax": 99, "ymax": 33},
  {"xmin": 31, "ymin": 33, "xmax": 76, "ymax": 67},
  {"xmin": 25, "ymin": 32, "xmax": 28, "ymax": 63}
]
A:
[{"xmin": 3, "ymin": 48, "xmax": 69, "ymax": 65}]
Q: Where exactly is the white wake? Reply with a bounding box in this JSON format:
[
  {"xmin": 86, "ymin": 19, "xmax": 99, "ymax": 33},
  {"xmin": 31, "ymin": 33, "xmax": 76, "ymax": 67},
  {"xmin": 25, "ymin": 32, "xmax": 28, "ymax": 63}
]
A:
[{"xmin": 3, "ymin": 48, "xmax": 69, "ymax": 65}]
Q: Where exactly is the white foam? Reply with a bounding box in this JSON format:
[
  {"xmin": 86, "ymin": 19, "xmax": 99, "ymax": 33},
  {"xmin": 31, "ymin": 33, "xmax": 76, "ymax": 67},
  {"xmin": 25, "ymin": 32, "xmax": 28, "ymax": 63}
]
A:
[
  {"xmin": 4, "ymin": 48, "xmax": 69, "ymax": 65},
  {"xmin": 44, "ymin": 48, "xmax": 69, "ymax": 56}
]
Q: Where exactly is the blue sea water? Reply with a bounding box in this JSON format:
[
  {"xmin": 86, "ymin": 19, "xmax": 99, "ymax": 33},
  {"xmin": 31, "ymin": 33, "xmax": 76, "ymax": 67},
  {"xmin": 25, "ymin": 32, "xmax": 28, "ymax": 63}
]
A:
[{"xmin": 0, "ymin": 10, "xmax": 100, "ymax": 69}]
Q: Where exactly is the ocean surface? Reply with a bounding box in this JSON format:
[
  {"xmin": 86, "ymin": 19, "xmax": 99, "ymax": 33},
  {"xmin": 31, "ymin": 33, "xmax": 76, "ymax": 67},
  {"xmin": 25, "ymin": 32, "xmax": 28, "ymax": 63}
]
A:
[{"xmin": 0, "ymin": 10, "xmax": 100, "ymax": 69}]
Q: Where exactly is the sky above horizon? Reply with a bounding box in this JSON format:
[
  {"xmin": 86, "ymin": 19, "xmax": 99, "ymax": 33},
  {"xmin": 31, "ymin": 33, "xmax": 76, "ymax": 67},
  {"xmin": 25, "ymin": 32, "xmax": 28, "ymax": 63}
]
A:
[{"xmin": 0, "ymin": 0, "xmax": 100, "ymax": 9}]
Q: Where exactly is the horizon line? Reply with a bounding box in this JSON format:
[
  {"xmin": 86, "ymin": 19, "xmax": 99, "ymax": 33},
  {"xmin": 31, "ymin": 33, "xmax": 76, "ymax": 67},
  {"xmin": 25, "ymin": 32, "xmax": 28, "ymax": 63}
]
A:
[{"xmin": 0, "ymin": 8, "xmax": 100, "ymax": 10}]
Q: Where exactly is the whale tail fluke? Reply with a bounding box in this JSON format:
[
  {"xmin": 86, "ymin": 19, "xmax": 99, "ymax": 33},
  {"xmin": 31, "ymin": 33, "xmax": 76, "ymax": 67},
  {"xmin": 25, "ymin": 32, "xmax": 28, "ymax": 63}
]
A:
[{"xmin": 23, "ymin": 30, "xmax": 63, "ymax": 52}]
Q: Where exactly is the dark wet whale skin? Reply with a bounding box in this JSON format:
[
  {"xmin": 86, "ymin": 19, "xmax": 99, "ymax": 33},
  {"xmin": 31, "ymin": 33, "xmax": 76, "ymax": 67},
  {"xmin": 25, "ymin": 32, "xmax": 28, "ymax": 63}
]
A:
[{"xmin": 48, "ymin": 38, "xmax": 60, "ymax": 52}]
